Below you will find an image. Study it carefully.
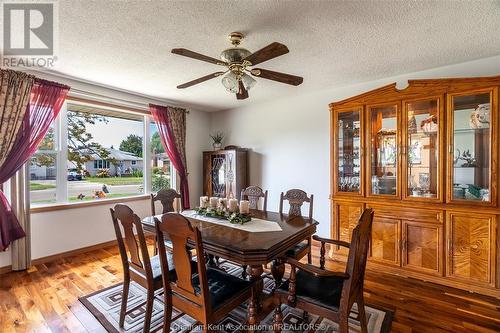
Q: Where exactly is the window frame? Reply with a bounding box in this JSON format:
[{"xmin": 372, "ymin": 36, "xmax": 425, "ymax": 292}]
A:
[{"xmin": 29, "ymin": 99, "xmax": 177, "ymax": 211}]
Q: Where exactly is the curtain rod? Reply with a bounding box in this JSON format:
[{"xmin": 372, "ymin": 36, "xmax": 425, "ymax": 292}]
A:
[{"xmin": 67, "ymin": 88, "xmax": 190, "ymax": 113}]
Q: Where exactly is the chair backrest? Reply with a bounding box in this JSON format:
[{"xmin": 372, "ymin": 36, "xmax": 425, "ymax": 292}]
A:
[
  {"xmin": 240, "ymin": 186, "xmax": 268, "ymax": 211},
  {"xmin": 110, "ymin": 204, "xmax": 152, "ymax": 278},
  {"xmin": 279, "ymin": 189, "xmax": 313, "ymax": 219},
  {"xmin": 341, "ymin": 208, "xmax": 374, "ymax": 309},
  {"xmin": 155, "ymin": 213, "xmax": 210, "ymax": 313},
  {"xmin": 151, "ymin": 188, "xmax": 181, "ymax": 215}
]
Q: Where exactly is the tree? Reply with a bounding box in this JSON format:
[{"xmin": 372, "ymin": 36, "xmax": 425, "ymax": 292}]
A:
[
  {"xmin": 67, "ymin": 111, "xmax": 114, "ymax": 171},
  {"xmin": 33, "ymin": 127, "xmax": 55, "ymax": 167},
  {"xmin": 151, "ymin": 132, "xmax": 165, "ymax": 154},
  {"xmin": 119, "ymin": 134, "xmax": 143, "ymax": 157}
]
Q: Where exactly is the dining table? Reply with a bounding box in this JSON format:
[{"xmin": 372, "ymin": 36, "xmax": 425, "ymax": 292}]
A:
[{"xmin": 141, "ymin": 208, "xmax": 318, "ymax": 326}]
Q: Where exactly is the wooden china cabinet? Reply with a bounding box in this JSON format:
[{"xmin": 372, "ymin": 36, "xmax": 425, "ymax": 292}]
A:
[
  {"xmin": 203, "ymin": 148, "xmax": 248, "ymax": 200},
  {"xmin": 330, "ymin": 76, "xmax": 500, "ymax": 297}
]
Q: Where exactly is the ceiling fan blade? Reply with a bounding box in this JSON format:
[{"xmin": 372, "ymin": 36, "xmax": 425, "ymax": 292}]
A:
[
  {"xmin": 243, "ymin": 42, "xmax": 289, "ymax": 66},
  {"xmin": 251, "ymin": 68, "xmax": 303, "ymax": 86},
  {"xmin": 236, "ymin": 81, "xmax": 249, "ymax": 100},
  {"xmin": 177, "ymin": 72, "xmax": 225, "ymax": 89},
  {"xmin": 172, "ymin": 48, "xmax": 227, "ymax": 66}
]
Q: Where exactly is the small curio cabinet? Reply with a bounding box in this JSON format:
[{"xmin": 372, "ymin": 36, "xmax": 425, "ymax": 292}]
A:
[
  {"xmin": 203, "ymin": 148, "xmax": 248, "ymax": 200},
  {"xmin": 330, "ymin": 76, "xmax": 500, "ymax": 298}
]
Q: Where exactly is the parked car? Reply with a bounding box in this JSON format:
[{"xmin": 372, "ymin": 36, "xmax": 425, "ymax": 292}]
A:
[{"xmin": 67, "ymin": 169, "xmax": 83, "ymax": 181}]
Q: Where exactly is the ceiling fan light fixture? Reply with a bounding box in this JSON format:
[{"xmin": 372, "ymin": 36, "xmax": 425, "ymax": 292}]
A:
[
  {"xmin": 241, "ymin": 73, "xmax": 256, "ymax": 90},
  {"xmin": 221, "ymin": 71, "xmax": 238, "ymax": 93}
]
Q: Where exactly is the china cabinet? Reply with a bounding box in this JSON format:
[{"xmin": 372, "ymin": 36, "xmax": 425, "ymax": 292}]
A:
[
  {"xmin": 203, "ymin": 148, "xmax": 248, "ymax": 200},
  {"xmin": 330, "ymin": 76, "xmax": 500, "ymax": 297}
]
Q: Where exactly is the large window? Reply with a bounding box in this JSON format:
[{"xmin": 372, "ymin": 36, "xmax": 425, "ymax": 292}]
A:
[
  {"xmin": 29, "ymin": 101, "xmax": 175, "ymax": 207},
  {"xmin": 30, "ymin": 122, "xmax": 60, "ymax": 205}
]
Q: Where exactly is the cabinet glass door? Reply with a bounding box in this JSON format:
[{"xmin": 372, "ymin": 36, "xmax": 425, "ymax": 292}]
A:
[
  {"xmin": 368, "ymin": 104, "xmax": 399, "ymax": 197},
  {"xmin": 334, "ymin": 108, "xmax": 362, "ymax": 195},
  {"xmin": 449, "ymin": 90, "xmax": 495, "ymax": 204},
  {"xmin": 404, "ymin": 99, "xmax": 442, "ymax": 200},
  {"xmin": 210, "ymin": 153, "xmax": 226, "ymax": 197}
]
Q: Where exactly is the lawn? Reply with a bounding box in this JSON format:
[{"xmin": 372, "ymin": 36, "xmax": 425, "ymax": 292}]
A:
[
  {"xmin": 85, "ymin": 177, "xmax": 143, "ymax": 185},
  {"xmin": 69, "ymin": 193, "xmax": 139, "ymax": 202},
  {"xmin": 30, "ymin": 182, "xmax": 56, "ymax": 191}
]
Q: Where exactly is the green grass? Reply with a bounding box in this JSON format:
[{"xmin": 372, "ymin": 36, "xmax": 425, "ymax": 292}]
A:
[
  {"xmin": 69, "ymin": 193, "xmax": 140, "ymax": 202},
  {"xmin": 30, "ymin": 182, "xmax": 56, "ymax": 191},
  {"xmin": 85, "ymin": 177, "xmax": 143, "ymax": 185}
]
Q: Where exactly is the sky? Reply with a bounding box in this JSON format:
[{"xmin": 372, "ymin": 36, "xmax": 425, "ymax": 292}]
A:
[{"xmin": 82, "ymin": 116, "xmax": 158, "ymax": 149}]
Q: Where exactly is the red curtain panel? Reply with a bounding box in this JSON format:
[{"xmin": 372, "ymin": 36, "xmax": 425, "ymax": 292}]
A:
[
  {"xmin": 0, "ymin": 78, "xmax": 69, "ymax": 251},
  {"xmin": 149, "ymin": 104, "xmax": 190, "ymax": 209}
]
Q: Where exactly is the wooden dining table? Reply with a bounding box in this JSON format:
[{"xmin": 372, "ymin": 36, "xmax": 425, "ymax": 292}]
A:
[{"xmin": 141, "ymin": 209, "xmax": 318, "ymax": 325}]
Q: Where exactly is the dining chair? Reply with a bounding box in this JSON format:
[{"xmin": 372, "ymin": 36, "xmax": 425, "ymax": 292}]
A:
[
  {"xmin": 151, "ymin": 188, "xmax": 181, "ymax": 215},
  {"xmin": 279, "ymin": 189, "xmax": 314, "ymax": 263},
  {"xmin": 151, "ymin": 188, "xmax": 181, "ymax": 254},
  {"xmin": 241, "ymin": 185, "xmax": 268, "ymax": 211},
  {"xmin": 240, "ymin": 185, "xmax": 268, "ymax": 278},
  {"xmin": 272, "ymin": 209, "xmax": 374, "ymax": 333},
  {"xmin": 155, "ymin": 213, "xmax": 258, "ymax": 332},
  {"xmin": 110, "ymin": 204, "xmax": 196, "ymax": 333}
]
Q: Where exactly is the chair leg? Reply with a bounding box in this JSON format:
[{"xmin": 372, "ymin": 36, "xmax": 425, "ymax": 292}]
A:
[
  {"xmin": 307, "ymin": 249, "xmax": 312, "ymax": 264},
  {"xmin": 272, "ymin": 303, "xmax": 283, "ymax": 333},
  {"xmin": 119, "ymin": 278, "xmax": 130, "ymax": 327},
  {"xmin": 271, "ymin": 259, "xmax": 285, "ymax": 291},
  {"xmin": 302, "ymin": 310, "xmax": 309, "ymax": 323},
  {"xmin": 339, "ymin": 311, "xmax": 349, "ymax": 333},
  {"xmin": 241, "ymin": 265, "xmax": 248, "ymax": 279},
  {"xmin": 143, "ymin": 288, "xmax": 154, "ymax": 333},
  {"xmin": 357, "ymin": 295, "xmax": 368, "ymax": 333},
  {"xmin": 162, "ymin": 296, "xmax": 172, "ymax": 333}
]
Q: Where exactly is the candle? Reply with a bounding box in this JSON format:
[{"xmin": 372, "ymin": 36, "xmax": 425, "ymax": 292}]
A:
[
  {"xmin": 200, "ymin": 196, "xmax": 209, "ymax": 208},
  {"xmin": 240, "ymin": 200, "xmax": 250, "ymax": 214},
  {"xmin": 218, "ymin": 198, "xmax": 228, "ymax": 210},
  {"xmin": 228, "ymin": 198, "xmax": 238, "ymax": 212},
  {"xmin": 209, "ymin": 197, "xmax": 219, "ymax": 208}
]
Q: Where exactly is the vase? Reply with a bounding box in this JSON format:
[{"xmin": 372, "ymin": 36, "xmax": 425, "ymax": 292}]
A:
[{"xmin": 213, "ymin": 142, "xmax": 222, "ymax": 150}]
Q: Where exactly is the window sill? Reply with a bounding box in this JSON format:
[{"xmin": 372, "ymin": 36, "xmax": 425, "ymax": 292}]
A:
[{"xmin": 30, "ymin": 194, "xmax": 150, "ymax": 213}]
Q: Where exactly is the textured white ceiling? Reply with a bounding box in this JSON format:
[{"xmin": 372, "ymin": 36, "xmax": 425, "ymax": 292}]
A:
[{"xmin": 52, "ymin": 0, "xmax": 500, "ymax": 111}]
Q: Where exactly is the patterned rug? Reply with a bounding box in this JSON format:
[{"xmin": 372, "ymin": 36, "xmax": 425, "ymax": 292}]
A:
[{"xmin": 79, "ymin": 261, "xmax": 392, "ymax": 332}]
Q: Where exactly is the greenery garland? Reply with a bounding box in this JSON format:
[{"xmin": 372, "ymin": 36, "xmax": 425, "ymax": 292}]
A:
[{"xmin": 193, "ymin": 207, "xmax": 251, "ymax": 224}]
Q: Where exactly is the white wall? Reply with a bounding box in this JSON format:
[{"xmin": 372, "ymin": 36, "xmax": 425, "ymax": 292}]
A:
[
  {"xmin": 0, "ymin": 72, "xmax": 211, "ymax": 267},
  {"xmin": 210, "ymin": 55, "xmax": 500, "ymax": 237}
]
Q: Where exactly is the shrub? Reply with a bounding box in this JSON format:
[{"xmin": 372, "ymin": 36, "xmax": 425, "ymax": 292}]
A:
[
  {"xmin": 96, "ymin": 168, "xmax": 111, "ymax": 178},
  {"xmin": 152, "ymin": 172, "xmax": 170, "ymax": 192},
  {"xmin": 132, "ymin": 169, "xmax": 143, "ymax": 177}
]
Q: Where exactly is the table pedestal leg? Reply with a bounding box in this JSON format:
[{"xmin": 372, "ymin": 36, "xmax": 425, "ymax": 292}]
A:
[
  {"xmin": 271, "ymin": 258, "xmax": 285, "ymax": 291},
  {"xmin": 247, "ymin": 264, "xmax": 263, "ymax": 331}
]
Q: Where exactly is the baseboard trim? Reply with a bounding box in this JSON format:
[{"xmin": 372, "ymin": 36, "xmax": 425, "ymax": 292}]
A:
[
  {"xmin": 0, "ymin": 265, "xmax": 12, "ymax": 274},
  {"xmin": 31, "ymin": 240, "xmax": 119, "ymax": 267}
]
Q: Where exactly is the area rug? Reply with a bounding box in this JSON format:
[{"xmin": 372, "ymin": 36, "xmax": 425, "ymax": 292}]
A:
[{"xmin": 79, "ymin": 261, "xmax": 392, "ymax": 333}]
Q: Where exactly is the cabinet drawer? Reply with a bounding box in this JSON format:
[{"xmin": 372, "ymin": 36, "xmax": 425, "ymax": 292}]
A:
[{"xmin": 367, "ymin": 204, "xmax": 442, "ymax": 223}]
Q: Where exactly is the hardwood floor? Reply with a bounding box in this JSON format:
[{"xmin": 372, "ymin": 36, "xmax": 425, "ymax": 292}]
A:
[{"xmin": 0, "ymin": 243, "xmax": 499, "ymax": 333}]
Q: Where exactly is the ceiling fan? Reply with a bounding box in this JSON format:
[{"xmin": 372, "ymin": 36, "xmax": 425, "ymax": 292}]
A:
[{"xmin": 172, "ymin": 32, "xmax": 303, "ymax": 100}]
